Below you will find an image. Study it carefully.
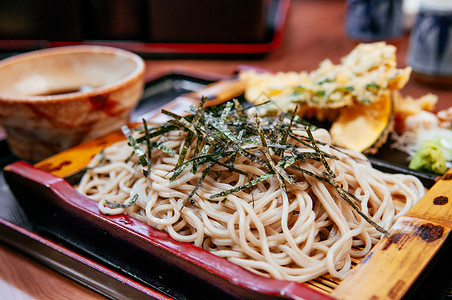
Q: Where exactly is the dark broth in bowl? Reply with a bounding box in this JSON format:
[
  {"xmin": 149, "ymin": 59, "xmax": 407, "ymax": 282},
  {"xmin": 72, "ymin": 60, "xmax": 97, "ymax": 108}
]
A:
[{"xmin": 35, "ymin": 85, "xmax": 95, "ymax": 96}]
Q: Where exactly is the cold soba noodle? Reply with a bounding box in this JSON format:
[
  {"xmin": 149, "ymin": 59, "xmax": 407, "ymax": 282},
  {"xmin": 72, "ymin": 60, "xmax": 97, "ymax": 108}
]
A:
[{"xmin": 77, "ymin": 102, "xmax": 424, "ymax": 283}]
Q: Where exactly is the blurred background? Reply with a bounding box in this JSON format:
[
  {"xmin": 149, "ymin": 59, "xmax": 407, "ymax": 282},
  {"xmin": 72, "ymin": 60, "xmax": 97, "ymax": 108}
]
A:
[
  {"xmin": 1, "ymin": 0, "xmax": 449, "ymax": 93},
  {"xmin": 0, "ymin": 0, "xmax": 284, "ymax": 56},
  {"xmin": 0, "ymin": 1, "xmax": 451, "ymax": 300}
]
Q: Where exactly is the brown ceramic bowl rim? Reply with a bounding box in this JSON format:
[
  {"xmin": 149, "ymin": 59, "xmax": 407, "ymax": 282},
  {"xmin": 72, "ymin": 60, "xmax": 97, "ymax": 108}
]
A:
[{"xmin": 0, "ymin": 45, "xmax": 145, "ymax": 103}]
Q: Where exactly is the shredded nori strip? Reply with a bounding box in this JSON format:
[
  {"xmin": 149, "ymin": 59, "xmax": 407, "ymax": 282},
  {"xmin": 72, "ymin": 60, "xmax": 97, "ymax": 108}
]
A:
[
  {"xmin": 211, "ymin": 171, "xmax": 274, "ymax": 199},
  {"xmin": 142, "ymin": 118, "xmax": 152, "ymax": 176},
  {"xmin": 112, "ymin": 98, "xmax": 390, "ymax": 236},
  {"xmin": 121, "ymin": 125, "xmax": 149, "ymax": 177},
  {"xmin": 105, "ymin": 194, "xmax": 139, "ymax": 208}
]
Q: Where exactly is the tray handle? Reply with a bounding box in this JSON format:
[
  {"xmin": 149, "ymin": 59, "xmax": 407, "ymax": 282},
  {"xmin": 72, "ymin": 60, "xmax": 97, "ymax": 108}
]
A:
[{"xmin": 332, "ymin": 168, "xmax": 452, "ymax": 300}]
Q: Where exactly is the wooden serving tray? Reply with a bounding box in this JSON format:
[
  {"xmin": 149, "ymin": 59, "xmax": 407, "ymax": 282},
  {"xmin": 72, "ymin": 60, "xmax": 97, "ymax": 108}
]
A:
[{"xmin": 1, "ymin": 72, "xmax": 451, "ymax": 299}]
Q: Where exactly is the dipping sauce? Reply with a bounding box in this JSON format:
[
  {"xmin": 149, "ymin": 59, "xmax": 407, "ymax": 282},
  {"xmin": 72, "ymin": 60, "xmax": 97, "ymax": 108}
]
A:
[{"xmin": 34, "ymin": 85, "xmax": 95, "ymax": 96}]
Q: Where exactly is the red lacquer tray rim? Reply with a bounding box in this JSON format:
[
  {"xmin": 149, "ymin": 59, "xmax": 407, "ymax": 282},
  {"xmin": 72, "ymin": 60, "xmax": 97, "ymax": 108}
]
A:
[
  {"xmin": 0, "ymin": 216, "xmax": 172, "ymax": 300},
  {"xmin": 4, "ymin": 160, "xmax": 332, "ymax": 300}
]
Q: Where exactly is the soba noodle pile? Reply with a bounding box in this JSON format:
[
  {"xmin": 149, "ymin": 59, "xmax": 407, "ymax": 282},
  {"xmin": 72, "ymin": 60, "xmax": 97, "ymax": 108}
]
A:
[{"xmin": 77, "ymin": 101, "xmax": 424, "ymax": 283}]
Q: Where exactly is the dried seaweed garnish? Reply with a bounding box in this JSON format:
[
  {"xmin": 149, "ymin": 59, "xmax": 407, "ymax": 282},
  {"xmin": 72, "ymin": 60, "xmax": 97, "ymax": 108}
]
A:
[
  {"xmin": 125, "ymin": 150, "xmax": 135, "ymax": 164},
  {"xmin": 142, "ymin": 118, "xmax": 152, "ymax": 176},
  {"xmin": 177, "ymin": 130, "xmax": 194, "ymax": 168},
  {"xmin": 115, "ymin": 98, "xmax": 389, "ymax": 235},
  {"xmin": 191, "ymin": 136, "xmax": 205, "ymax": 174},
  {"xmin": 181, "ymin": 160, "xmax": 216, "ymax": 209},
  {"xmin": 176, "ymin": 97, "xmax": 208, "ymax": 170},
  {"xmin": 135, "ymin": 123, "xmax": 178, "ymax": 142},
  {"xmin": 97, "ymin": 148, "xmax": 106, "ymax": 167},
  {"xmin": 276, "ymin": 108, "xmax": 296, "ymax": 156},
  {"xmin": 255, "ymin": 115, "xmax": 294, "ymax": 191},
  {"xmin": 305, "ymin": 126, "xmax": 335, "ymax": 178},
  {"xmin": 190, "ymin": 97, "xmax": 209, "ymax": 173},
  {"xmin": 323, "ymin": 172, "xmax": 388, "ymax": 236},
  {"xmin": 121, "ymin": 125, "xmax": 149, "ymax": 177},
  {"xmin": 170, "ymin": 147, "xmax": 232, "ymax": 181},
  {"xmin": 105, "ymin": 194, "xmax": 139, "ymax": 208},
  {"xmin": 211, "ymin": 171, "xmax": 274, "ymax": 198},
  {"xmin": 212, "ymin": 159, "xmax": 248, "ymax": 176}
]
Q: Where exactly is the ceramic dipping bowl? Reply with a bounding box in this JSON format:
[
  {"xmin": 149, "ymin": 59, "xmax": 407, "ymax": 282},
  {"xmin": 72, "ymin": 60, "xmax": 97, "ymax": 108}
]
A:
[{"xmin": 0, "ymin": 45, "xmax": 145, "ymax": 163}]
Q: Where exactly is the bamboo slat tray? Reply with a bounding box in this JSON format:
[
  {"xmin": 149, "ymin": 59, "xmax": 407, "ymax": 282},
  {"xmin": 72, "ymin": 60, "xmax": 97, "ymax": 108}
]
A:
[{"xmin": 2, "ymin": 72, "xmax": 451, "ymax": 299}]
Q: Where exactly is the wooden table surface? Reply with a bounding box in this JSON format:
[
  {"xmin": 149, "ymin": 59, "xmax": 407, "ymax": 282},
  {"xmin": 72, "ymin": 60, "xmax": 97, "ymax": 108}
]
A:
[{"xmin": 0, "ymin": 1, "xmax": 450, "ymax": 299}]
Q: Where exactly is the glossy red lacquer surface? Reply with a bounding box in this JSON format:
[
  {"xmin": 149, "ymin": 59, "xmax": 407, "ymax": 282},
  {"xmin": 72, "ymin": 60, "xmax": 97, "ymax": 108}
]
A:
[{"xmin": 4, "ymin": 160, "xmax": 332, "ymax": 300}]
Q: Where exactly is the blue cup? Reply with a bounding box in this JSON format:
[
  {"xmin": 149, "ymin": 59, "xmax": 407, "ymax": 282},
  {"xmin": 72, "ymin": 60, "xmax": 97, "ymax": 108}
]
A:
[
  {"xmin": 406, "ymin": 1, "xmax": 452, "ymax": 77},
  {"xmin": 345, "ymin": 0, "xmax": 405, "ymax": 41}
]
